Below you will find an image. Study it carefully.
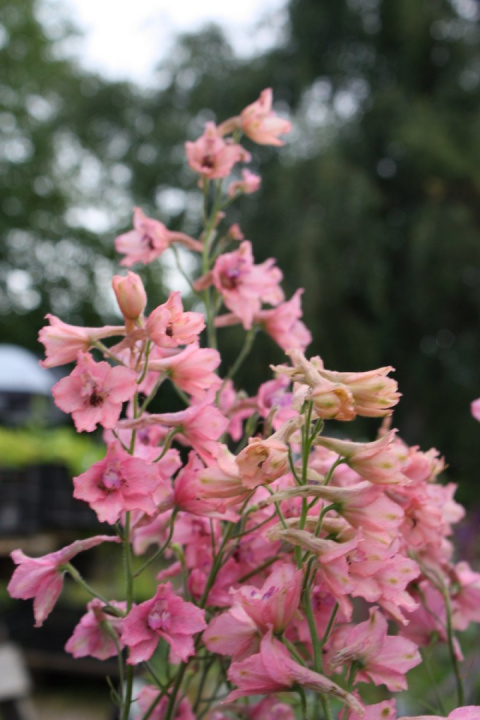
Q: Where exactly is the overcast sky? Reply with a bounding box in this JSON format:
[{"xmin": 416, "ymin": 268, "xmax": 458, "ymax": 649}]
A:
[{"xmin": 61, "ymin": 0, "xmax": 287, "ymax": 85}]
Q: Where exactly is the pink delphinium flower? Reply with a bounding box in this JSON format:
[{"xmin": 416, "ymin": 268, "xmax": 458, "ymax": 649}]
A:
[
  {"xmin": 198, "ymin": 450, "xmax": 250, "ymax": 505},
  {"xmin": 203, "ymin": 603, "xmax": 261, "ymax": 661},
  {"xmin": 146, "ymin": 344, "xmax": 221, "ymax": 400},
  {"xmin": 120, "ymin": 399, "xmax": 229, "ymax": 464},
  {"xmin": 156, "ymin": 451, "xmax": 238, "ymax": 520},
  {"xmin": 73, "ymin": 442, "xmax": 160, "ymax": 524},
  {"xmin": 235, "ymin": 417, "xmax": 300, "ymax": 489},
  {"xmin": 315, "ymin": 432, "xmax": 408, "ymax": 485},
  {"xmin": 203, "ymin": 563, "xmax": 302, "ymax": 661},
  {"xmin": 228, "ymin": 169, "xmax": 261, "ymax": 197},
  {"xmin": 254, "ymin": 289, "xmax": 312, "ymax": 352},
  {"xmin": 234, "ymin": 562, "xmax": 303, "ymax": 632},
  {"xmin": 116, "ymin": 207, "xmax": 202, "ymax": 267},
  {"xmin": 52, "ymin": 351, "xmax": 137, "ymax": 432},
  {"xmin": 65, "ymin": 598, "xmax": 125, "ymax": 660},
  {"xmin": 239, "ymin": 89, "xmax": 292, "ymax": 146},
  {"xmin": 185, "ymin": 122, "xmax": 250, "ymax": 179},
  {"xmin": 227, "ymin": 629, "xmax": 363, "ymax": 715},
  {"xmin": 217, "ymin": 89, "xmax": 292, "ymax": 147},
  {"xmin": 8, "ymin": 535, "xmax": 119, "ymax": 627},
  {"xmin": 312, "ymin": 359, "xmax": 401, "ymax": 418},
  {"xmin": 204, "ymin": 240, "xmax": 283, "ymax": 330},
  {"xmin": 39, "ymin": 314, "xmax": 124, "ymax": 368},
  {"xmin": 146, "ymin": 291, "xmax": 205, "ymax": 348},
  {"xmin": 121, "ymin": 582, "xmax": 206, "ymax": 663},
  {"xmin": 325, "ymin": 606, "xmax": 421, "ymax": 692}
]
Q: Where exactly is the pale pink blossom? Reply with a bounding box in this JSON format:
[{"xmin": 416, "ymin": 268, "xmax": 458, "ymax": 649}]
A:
[
  {"xmin": 121, "ymin": 582, "xmax": 206, "ymax": 663},
  {"xmin": 218, "ymin": 89, "xmax": 292, "ymax": 146},
  {"xmin": 73, "ymin": 442, "xmax": 160, "ymax": 524},
  {"xmin": 278, "ymin": 351, "xmax": 399, "ymax": 419},
  {"xmin": 52, "ymin": 352, "xmax": 137, "ymax": 432},
  {"xmin": 8, "ymin": 535, "xmax": 119, "ymax": 627},
  {"xmin": 112, "ymin": 271, "xmax": 147, "ymax": 322},
  {"xmin": 207, "ymin": 241, "xmax": 283, "ymax": 329},
  {"xmin": 39, "ymin": 314, "xmax": 124, "ymax": 368},
  {"xmin": 146, "ymin": 291, "xmax": 205, "ymax": 348},
  {"xmin": 146, "ymin": 344, "xmax": 221, "ymax": 400},
  {"xmin": 120, "ymin": 399, "xmax": 229, "ymax": 464},
  {"xmin": 228, "ymin": 169, "xmax": 261, "ymax": 197},
  {"xmin": 315, "ymin": 432, "xmax": 409, "ymax": 485},
  {"xmin": 236, "ymin": 435, "xmax": 289, "ymax": 489},
  {"xmin": 227, "ymin": 629, "xmax": 363, "ymax": 715},
  {"xmin": 65, "ymin": 598, "xmax": 125, "ymax": 660},
  {"xmin": 269, "ymin": 527, "xmax": 358, "ymax": 617},
  {"xmin": 312, "ymin": 358, "xmax": 400, "ymax": 418},
  {"xmin": 203, "ymin": 604, "xmax": 261, "ymax": 661},
  {"xmin": 254, "ymin": 289, "xmax": 312, "ymax": 351},
  {"xmin": 116, "ymin": 207, "xmax": 202, "ymax": 267},
  {"xmin": 198, "ymin": 444, "xmax": 250, "ymax": 503},
  {"xmin": 157, "ymin": 451, "xmax": 238, "ymax": 520},
  {"xmin": 185, "ymin": 122, "xmax": 250, "ymax": 179},
  {"xmin": 239, "ymin": 89, "xmax": 292, "ymax": 145},
  {"xmin": 325, "ymin": 606, "xmax": 421, "ymax": 692},
  {"xmin": 234, "ymin": 562, "xmax": 303, "ymax": 632}
]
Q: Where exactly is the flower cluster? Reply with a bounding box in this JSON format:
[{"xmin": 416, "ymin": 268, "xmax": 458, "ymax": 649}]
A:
[{"xmin": 8, "ymin": 90, "xmax": 480, "ymax": 720}]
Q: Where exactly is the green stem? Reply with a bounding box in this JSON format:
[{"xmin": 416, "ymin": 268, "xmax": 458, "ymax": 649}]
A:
[
  {"xmin": 140, "ymin": 686, "xmax": 169, "ymax": 720},
  {"xmin": 319, "ymin": 603, "xmax": 338, "ymax": 647},
  {"xmin": 163, "ymin": 663, "xmax": 187, "ymax": 720},
  {"xmin": 221, "ymin": 328, "xmax": 258, "ymax": 386},
  {"xmin": 419, "ymin": 647, "xmax": 447, "ymax": 716},
  {"xmin": 121, "ymin": 512, "xmax": 135, "ymax": 720},
  {"xmin": 442, "ymin": 585, "xmax": 464, "ymax": 707},
  {"xmin": 133, "ymin": 510, "xmax": 177, "ymax": 578},
  {"xmin": 63, "ymin": 563, "xmax": 120, "ymax": 613}
]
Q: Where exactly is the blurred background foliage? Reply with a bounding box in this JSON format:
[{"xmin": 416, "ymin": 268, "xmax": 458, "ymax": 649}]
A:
[{"xmin": 1, "ymin": 0, "xmax": 480, "ymax": 498}]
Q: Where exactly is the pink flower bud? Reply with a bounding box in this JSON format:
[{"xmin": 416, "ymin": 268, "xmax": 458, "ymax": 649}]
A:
[{"xmin": 112, "ymin": 271, "xmax": 147, "ymax": 321}]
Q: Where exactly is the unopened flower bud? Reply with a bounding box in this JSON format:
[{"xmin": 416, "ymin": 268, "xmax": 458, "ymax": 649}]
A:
[{"xmin": 112, "ymin": 271, "xmax": 147, "ymax": 322}]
